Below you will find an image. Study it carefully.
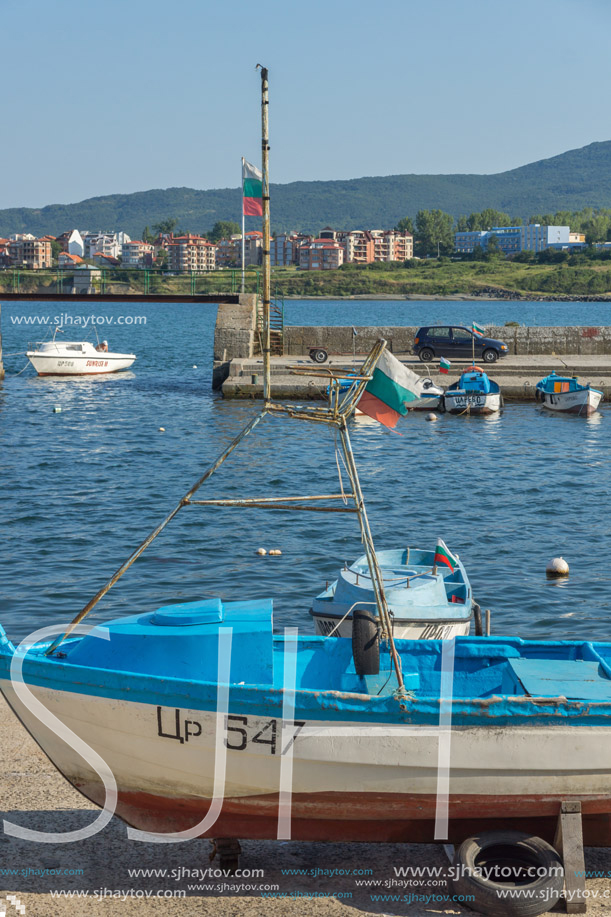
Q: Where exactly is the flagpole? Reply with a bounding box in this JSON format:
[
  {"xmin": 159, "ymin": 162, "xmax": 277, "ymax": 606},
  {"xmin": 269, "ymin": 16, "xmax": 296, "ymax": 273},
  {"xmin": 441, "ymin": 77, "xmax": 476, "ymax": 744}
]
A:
[
  {"xmin": 257, "ymin": 64, "xmax": 271, "ymax": 404},
  {"xmin": 241, "ymin": 158, "xmax": 245, "ymax": 294}
]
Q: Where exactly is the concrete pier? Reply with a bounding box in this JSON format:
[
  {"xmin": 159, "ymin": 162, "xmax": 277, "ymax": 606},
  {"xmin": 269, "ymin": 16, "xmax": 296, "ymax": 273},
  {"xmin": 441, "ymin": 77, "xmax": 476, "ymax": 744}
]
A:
[{"xmin": 221, "ymin": 353, "xmax": 611, "ymax": 400}]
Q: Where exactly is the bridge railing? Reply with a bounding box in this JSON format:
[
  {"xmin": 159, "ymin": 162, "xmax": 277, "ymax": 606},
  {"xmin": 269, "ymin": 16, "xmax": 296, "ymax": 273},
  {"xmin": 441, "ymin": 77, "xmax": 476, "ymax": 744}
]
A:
[{"xmin": 0, "ymin": 268, "xmax": 263, "ymax": 297}]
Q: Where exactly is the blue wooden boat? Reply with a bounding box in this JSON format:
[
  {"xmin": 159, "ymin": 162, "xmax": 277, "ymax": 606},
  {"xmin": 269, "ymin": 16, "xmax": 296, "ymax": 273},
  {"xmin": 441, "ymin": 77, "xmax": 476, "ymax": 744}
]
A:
[
  {"xmin": 3, "ymin": 616, "xmax": 611, "ymax": 846},
  {"xmin": 536, "ymin": 371, "xmax": 603, "ymax": 416},
  {"xmin": 310, "ymin": 546, "xmax": 474, "ymax": 639},
  {"xmin": 443, "ymin": 366, "xmax": 502, "ymax": 415}
]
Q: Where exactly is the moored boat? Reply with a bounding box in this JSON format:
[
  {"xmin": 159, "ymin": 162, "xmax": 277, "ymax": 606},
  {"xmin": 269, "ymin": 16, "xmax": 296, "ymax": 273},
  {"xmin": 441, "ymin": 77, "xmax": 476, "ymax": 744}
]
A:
[
  {"xmin": 26, "ymin": 339, "xmax": 136, "ymax": 376},
  {"xmin": 535, "ymin": 371, "xmax": 603, "ymax": 416},
  {"xmin": 310, "ymin": 545, "xmax": 473, "ymax": 639},
  {"xmin": 443, "ymin": 366, "xmax": 501, "ymax": 415}
]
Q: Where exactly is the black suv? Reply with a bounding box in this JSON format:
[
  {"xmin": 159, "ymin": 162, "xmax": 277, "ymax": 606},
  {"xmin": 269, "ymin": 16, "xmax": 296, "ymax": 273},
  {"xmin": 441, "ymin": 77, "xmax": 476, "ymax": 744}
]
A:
[{"xmin": 413, "ymin": 325, "xmax": 509, "ymax": 363}]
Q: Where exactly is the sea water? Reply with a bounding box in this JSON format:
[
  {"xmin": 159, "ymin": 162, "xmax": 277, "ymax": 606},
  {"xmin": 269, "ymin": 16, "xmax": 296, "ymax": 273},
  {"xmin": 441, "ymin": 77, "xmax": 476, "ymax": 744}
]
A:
[{"xmin": 1, "ymin": 300, "xmax": 609, "ymax": 643}]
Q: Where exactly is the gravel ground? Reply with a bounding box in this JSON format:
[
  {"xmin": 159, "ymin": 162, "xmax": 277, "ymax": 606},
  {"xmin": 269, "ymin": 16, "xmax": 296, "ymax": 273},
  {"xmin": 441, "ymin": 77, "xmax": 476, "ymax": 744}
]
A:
[{"xmin": 2, "ymin": 694, "xmax": 611, "ymax": 916}]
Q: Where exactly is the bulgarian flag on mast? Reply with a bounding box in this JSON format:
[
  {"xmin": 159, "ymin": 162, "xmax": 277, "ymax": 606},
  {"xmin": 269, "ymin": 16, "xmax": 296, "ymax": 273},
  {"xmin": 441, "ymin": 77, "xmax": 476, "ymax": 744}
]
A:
[
  {"xmin": 242, "ymin": 158, "xmax": 263, "ymax": 216},
  {"xmin": 439, "ymin": 356, "xmax": 451, "ymax": 374},
  {"xmin": 358, "ymin": 350, "xmax": 420, "ymax": 429},
  {"xmin": 434, "ymin": 538, "xmax": 458, "ymax": 571},
  {"xmin": 472, "ymin": 321, "xmax": 485, "ymax": 337}
]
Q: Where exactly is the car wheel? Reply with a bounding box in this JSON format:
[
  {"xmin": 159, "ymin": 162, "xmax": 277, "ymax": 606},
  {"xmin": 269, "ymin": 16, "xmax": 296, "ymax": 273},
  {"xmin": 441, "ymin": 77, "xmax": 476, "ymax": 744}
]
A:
[
  {"xmin": 310, "ymin": 348, "xmax": 328, "ymax": 363},
  {"xmin": 483, "ymin": 348, "xmax": 498, "ymax": 363},
  {"xmin": 419, "ymin": 348, "xmax": 434, "ymax": 362}
]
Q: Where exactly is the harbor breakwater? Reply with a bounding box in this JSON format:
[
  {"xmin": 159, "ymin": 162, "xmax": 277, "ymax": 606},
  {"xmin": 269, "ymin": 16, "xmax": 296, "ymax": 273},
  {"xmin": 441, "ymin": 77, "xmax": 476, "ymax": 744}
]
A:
[{"xmin": 212, "ymin": 299, "xmax": 611, "ymax": 398}]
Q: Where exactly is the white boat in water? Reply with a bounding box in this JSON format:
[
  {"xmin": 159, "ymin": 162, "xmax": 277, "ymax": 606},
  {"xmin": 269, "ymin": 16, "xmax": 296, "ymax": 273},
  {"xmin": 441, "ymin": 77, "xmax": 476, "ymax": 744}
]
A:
[
  {"xmin": 535, "ymin": 371, "xmax": 603, "ymax": 416},
  {"xmin": 443, "ymin": 367, "xmax": 501, "ymax": 415},
  {"xmin": 310, "ymin": 545, "xmax": 474, "ymax": 639},
  {"xmin": 27, "ymin": 339, "xmax": 136, "ymax": 376}
]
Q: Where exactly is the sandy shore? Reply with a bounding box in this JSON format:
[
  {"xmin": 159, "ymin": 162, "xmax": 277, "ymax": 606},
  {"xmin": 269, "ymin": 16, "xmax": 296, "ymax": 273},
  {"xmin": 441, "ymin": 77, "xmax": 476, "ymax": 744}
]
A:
[{"xmin": 2, "ymin": 693, "xmax": 611, "ymax": 916}]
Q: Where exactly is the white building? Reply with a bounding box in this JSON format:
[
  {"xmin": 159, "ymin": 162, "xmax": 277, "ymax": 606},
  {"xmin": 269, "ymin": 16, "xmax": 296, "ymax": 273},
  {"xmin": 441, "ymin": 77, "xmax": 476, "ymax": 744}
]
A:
[
  {"xmin": 83, "ymin": 231, "xmax": 131, "ymax": 260},
  {"xmin": 67, "ymin": 229, "xmax": 84, "ymax": 258}
]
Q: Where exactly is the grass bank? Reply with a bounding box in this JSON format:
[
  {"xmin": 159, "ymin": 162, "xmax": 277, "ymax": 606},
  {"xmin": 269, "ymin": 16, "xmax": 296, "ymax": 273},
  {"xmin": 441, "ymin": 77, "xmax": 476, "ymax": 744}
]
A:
[{"xmin": 2, "ymin": 260, "xmax": 611, "ymax": 299}]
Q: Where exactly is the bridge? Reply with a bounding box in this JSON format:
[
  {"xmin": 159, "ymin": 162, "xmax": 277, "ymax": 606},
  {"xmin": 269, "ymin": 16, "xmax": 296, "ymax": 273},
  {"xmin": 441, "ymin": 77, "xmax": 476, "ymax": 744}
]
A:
[{"xmin": 0, "ymin": 292, "xmax": 266, "ymax": 382}]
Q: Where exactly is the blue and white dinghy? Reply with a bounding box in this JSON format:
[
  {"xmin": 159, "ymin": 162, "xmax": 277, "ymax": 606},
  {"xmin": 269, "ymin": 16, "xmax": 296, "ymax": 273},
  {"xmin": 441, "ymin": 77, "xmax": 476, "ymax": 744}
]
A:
[
  {"xmin": 310, "ymin": 542, "xmax": 475, "ymax": 639},
  {"xmin": 535, "ymin": 371, "xmax": 603, "ymax": 416},
  {"xmin": 443, "ymin": 366, "xmax": 502, "ymax": 415}
]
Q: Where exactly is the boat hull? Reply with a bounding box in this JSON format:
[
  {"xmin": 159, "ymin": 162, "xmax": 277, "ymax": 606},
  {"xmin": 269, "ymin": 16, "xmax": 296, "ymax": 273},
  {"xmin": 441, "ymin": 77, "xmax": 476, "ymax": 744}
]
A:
[
  {"xmin": 312, "ymin": 613, "xmax": 470, "ymax": 640},
  {"xmin": 443, "ymin": 391, "xmax": 501, "ymax": 415},
  {"xmin": 538, "ymin": 388, "xmax": 602, "ymax": 416},
  {"xmin": 27, "ymin": 354, "xmax": 136, "ymax": 375},
  {"xmin": 4, "ymin": 679, "xmax": 611, "ymax": 846}
]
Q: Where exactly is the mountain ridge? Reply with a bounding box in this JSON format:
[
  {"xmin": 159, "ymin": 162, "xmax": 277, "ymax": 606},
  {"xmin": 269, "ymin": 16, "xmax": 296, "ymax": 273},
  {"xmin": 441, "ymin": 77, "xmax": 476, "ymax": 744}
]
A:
[{"xmin": 1, "ymin": 141, "xmax": 610, "ymax": 238}]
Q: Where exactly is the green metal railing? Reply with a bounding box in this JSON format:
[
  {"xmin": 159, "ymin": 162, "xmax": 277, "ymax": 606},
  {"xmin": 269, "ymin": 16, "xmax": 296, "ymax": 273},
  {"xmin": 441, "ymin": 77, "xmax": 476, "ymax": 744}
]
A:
[{"xmin": 0, "ymin": 268, "xmax": 266, "ymax": 298}]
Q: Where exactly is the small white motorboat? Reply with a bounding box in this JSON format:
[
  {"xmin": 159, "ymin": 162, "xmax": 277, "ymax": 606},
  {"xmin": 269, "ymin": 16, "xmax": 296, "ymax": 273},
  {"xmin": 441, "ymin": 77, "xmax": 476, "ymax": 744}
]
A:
[
  {"xmin": 26, "ymin": 339, "xmax": 136, "ymax": 376},
  {"xmin": 535, "ymin": 372, "xmax": 603, "ymax": 416},
  {"xmin": 310, "ymin": 543, "xmax": 475, "ymax": 640}
]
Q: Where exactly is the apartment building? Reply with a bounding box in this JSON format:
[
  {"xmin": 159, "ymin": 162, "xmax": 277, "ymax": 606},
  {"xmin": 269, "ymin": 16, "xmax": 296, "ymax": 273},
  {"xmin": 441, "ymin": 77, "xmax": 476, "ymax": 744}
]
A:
[
  {"xmin": 271, "ymin": 232, "xmax": 311, "ymax": 266},
  {"xmin": 215, "ymin": 235, "xmax": 240, "ymax": 267},
  {"xmin": 343, "ymin": 230, "xmax": 375, "ymax": 264},
  {"xmin": 371, "ymin": 229, "xmax": 413, "ymax": 261},
  {"xmin": 455, "ymin": 224, "xmax": 571, "ymax": 255},
  {"xmin": 84, "ymin": 231, "xmax": 131, "ymax": 260},
  {"xmin": 9, "ymin": 237, "xmax": 52, "ymax": 269},
  {"xmin": 167, "ymin": 235, "xmax": 216, "ymax": 272},
  {"xmin": 122, "ymin": 240, "xmax": 155, "ymax": 268},
  {"xmin": 298, "ymin": 239, "xmax": 344, "ymax": 270}
]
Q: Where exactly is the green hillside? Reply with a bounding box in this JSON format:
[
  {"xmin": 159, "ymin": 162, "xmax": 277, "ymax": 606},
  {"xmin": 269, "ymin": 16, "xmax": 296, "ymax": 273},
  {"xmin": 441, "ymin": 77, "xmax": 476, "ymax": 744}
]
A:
[{"xmin": 2, "ymin": 141, "xmax": 611, "ymax": 238}]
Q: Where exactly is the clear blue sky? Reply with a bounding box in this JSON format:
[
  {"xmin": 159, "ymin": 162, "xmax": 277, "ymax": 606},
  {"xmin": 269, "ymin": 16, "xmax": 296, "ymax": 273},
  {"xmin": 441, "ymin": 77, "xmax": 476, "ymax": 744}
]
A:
[{"xmin": 2, "ymin": 0, "xmax": 610, "ymax": 208}]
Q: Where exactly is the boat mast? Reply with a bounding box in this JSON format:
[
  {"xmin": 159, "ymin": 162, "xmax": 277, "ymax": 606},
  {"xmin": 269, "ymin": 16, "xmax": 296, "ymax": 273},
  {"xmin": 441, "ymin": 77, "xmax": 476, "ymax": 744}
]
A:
[{"xmin": 258, "ymin": 64, "xmax": 271, "ymax": 404}]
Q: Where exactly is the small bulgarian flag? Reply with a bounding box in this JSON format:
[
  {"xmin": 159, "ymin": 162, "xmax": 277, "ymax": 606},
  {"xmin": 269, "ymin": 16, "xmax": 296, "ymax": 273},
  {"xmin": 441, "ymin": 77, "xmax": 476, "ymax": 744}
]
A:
[
  {"xmin": 242, "ymin": 158, "xmax": 263, "ymax": 216},
  {"xmin": 439, "ymin": 356, "xmax": 451, "ymax": 374},
  {"xmin": 472, "ymin": 321, "xmax": 485, "ymax": 337},
  {"xmin": 434, "ymin": 538, "xmax": 458, "ymax": 571},
  {"xmin": 358, "ymin": 350, "xmax": 420, "ymax": 429}
]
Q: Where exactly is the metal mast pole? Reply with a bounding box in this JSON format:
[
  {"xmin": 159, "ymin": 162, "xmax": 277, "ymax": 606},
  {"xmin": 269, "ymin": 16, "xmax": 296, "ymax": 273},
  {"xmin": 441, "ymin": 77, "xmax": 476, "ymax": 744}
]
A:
[
  {"xmin": 258, "ymin": 64, "xmax": 271, "ymax": 403},
  {"xmin": 241, "ymin": 158, "xmax": 246, "ymax": 294}
]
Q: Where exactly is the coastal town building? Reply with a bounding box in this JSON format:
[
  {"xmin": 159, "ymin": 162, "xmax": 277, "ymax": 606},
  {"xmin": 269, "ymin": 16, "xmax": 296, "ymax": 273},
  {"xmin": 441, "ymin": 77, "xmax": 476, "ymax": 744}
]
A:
[
  {"xmin": 121, "ymin": 240, "xmax": 155, "ymax": 268},
  {"xmin": 167, "ymin": 235, "xmax": 216, "ymax": 272},
  {"xmin": 215, "ymin": 235, "xmax": 240, "ymax": 268},
  {"xmin": 343, "ymin": 230, "xmax": 375, "ymax": 264},
  {"xmin": 58, "ymin": 252, "xmax": 84, "ymax": 268},
  {"xmin": 8, "ymin": 237, "xmax": 52, "ymax": 269},
  {"xmin": 0, "ymin": 238, "xmax": 10, "ymax": 268},
  {"xmin": 454, "ymin": 224, "xmax": 571, "ymax": 255},
  {"xmin": 270, "ymin": 233, "xmax": 311, "ymax": 266},
  {"xmin": 298, "ymin": 238, "xmax": 344, "ymax": 270},
  {"xmin": 83, "ymin": 231, "xmax": 131, "ymax": 260},
  {"xmin": 371, "ymin": 229, "xmax": 413, "ymax": 261},
  {"xmin": 92, "ymin": 252, "xmax": 120, "ymax": 268}
]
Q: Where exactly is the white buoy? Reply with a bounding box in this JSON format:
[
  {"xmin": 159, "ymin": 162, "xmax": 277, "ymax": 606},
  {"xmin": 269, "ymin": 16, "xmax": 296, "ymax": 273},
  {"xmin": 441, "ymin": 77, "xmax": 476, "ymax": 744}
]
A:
[
  {"xmin": 256, "ymin": 548, "xmax": 267, "ymax": 556},
  {"xmin": 426, "ymin": 413, "xmax": 437, "ymax": 422},
  {"xmin": 193, "ymin": 365, "xmax": 197, "ymax": 369},
  {"xmin": 269, "ymin": 549, "xmax": 282, "ymax": 556},
  {"xmin": 53, "ymin": 405, "xmax": 62, "ymax": 413},
  {"xmin": 159, "ymin": 427, "xmax": 166, "ymax": 432},
  {"xmin": 546, "ymin": 557, "xmax": 569, "ymax": 577}
]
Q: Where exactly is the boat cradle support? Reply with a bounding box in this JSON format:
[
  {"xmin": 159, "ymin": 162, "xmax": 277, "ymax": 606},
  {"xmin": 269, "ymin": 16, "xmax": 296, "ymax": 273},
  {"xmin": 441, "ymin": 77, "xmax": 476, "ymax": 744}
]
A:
[{"xmin": 554, "ymin": 801, "xmax": 586, "ymax": 913}]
